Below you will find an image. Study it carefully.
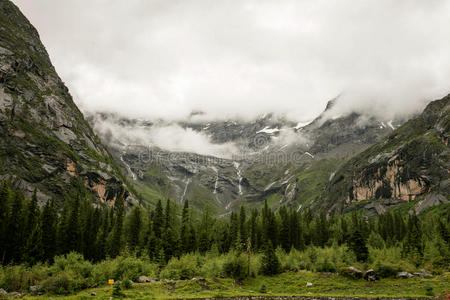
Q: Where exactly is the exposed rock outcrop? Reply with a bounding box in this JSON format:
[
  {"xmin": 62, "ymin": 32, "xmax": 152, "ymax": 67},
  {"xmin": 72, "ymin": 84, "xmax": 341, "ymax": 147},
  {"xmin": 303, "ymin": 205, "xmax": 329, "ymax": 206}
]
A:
[{"xmin": 0, "ymin": 0, "xmax": 135, "ymax": 206}]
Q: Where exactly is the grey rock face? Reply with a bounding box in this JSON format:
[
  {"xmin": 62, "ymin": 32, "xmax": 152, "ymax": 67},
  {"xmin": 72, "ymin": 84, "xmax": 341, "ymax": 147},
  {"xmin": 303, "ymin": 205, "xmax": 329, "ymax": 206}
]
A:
[{"xmin": 0, "ymin": 1, "xmax": 134, "ymax": 206}]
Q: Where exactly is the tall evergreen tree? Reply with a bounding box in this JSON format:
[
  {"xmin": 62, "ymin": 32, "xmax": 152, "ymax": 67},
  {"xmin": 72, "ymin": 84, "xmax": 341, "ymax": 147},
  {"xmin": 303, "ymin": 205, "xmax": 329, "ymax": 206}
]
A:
[
  {"xmin": 108, "ymin": 196, "xmax": 125, "ymax": 258},
  {"xmin": 126, "ymin": 206, "xmax": 142, "ymax": 252},
  {"xmin": 3, "ymin": 190, "xmax": 25, "ymax": 263},
  {"xmin": 348, "ymin": 229, "xmax": 369, "ymax": 262},
  {"xmin": 261, "ymin": 241, "xmax": 281, "ymax": 276},
  {"xmin": 402, "ymin": 214, "xmax": 423, "ymax": 266},
  {"xmin": 41, "ymin": 198, "xmax": 57, "ymax": 262},
  {"xmin": 279, "ymin": 206, "xmax": 290, "ymax": 251},
  {"xmin": 239, "ymin": 206, "xmax": 247, "ymax": 250}
]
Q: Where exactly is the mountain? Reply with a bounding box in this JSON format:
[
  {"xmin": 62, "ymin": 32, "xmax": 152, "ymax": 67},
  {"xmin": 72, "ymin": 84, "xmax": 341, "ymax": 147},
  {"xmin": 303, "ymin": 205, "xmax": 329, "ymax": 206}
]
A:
[
  {"xmin": 318, "ymin": 94, "xmax": 449, "ymax": 216},
  {"xmin": 0, "ymin": 0, "xmax": 136, "ymax": 206},
  {"xmin": 89, "ymin": 98, "xmax": 403, "ymax": 214}
]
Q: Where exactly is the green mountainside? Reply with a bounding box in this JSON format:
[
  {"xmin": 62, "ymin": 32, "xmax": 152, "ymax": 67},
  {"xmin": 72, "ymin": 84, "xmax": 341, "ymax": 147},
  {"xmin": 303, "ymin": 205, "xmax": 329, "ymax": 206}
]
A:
[
  {"xmin": 0, "ymin": 0, "xmax": 136, "ymax": 206},
  {"xmin": 318, "ymin": 95, "xmax": 449, "ymax": 214}
]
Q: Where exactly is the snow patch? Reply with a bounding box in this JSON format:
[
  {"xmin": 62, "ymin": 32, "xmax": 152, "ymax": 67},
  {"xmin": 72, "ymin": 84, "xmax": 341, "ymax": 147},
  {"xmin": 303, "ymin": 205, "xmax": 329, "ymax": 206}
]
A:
[
  {"xmin": 305, "ymin": 152, "xmax": 315, "ymax": 159},
  {"xmin": 256, "ymin": 126, "xmax": 280, "ymax": 134},
  {"xmin": 387, "ymin": 120, "xmax": 395, "ymax": 130}
]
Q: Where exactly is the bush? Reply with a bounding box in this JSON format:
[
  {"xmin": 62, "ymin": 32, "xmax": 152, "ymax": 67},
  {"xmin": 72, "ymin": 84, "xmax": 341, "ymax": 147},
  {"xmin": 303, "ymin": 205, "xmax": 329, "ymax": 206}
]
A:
[
  {"xmin": 373, "ymin": 261, "xmax": 402, "ymax": 278},
  {"xmin": 160, "ymin": 254, "xmax": 202, "ymax": 280},
  {"xmin": 200, "ymin": 256, "xmax": 224, "ymax": 278},
  {"xmin": 223, "ymin": 253, "xmax": 248, "ymax": 280},
  {"xmin": 41, "ymin": 273, "xmax": 75, "ymax": 295},
  {"xmin": 92, "ymin": 256, "xmax": 158, "ymax": 284},
  {"xmin": 315, "ymin": 257, "xmax": 337, "ymax": 273}
]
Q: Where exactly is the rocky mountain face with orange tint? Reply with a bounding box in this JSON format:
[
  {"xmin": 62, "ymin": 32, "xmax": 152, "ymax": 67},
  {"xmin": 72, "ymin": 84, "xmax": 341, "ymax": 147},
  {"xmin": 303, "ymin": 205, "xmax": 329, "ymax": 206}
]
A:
[
  {"xmin": 319, "ymin": 95, "xmax": 449, "ymax": 215},
  {"xmin": 0, "ymin": 0, "xmax": 136, "ymax": 206}
]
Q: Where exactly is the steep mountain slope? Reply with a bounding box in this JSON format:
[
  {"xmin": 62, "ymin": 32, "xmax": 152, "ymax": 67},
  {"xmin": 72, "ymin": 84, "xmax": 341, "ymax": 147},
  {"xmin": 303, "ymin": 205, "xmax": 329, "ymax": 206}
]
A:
[
  {"xmin": 89, "ymin": 97, "xmax": 403, "ymax": 214},
  {"xmin": 0, "ymin": 0, "xmax": 136, "ymax": 205},
  {"xmin": 319, "ymin": 94, "xmax": 449, "ymax": 215}
]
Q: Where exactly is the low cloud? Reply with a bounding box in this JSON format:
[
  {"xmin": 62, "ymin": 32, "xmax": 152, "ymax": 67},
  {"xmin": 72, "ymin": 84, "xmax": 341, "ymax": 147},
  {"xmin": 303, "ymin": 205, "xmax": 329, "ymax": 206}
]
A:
[
  {"xmin": 14, "ymin": 0, "xmax": 450, "ymax": 122},
  {"xmin": 92, "ymin": 117, "xmax": 239, "ymax": 158}
]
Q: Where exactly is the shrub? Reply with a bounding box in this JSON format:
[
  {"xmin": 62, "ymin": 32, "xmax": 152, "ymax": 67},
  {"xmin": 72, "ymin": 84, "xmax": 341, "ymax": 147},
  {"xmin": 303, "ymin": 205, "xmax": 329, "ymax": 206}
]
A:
[
  {"xmin": 315, "ymin": 257, "xmax": 337, "ymax": 273},
  {"xmin": 373, "ymin": 261, "xmax": 402, "ymax": 278},
  {"xmin": 92, "ymin": 256, "xmax": 158, "ymax": 284},
  {"xmin": 223, "ymin": 253, "xmax": 248, "ymax": 280},
  {"xmin": 41, "ymin": 273, "xmax": 75, "ymax": 295},
  {"xmin": 160, "ymin": 254, "xmax": 201, "ymax": 280}
]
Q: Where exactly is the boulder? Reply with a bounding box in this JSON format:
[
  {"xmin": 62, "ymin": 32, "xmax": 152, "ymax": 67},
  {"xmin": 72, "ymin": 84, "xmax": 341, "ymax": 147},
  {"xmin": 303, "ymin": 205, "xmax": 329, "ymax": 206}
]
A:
[
  {"xmin": 306, "ymin": 282, "xmax": 313, "ymax": 287},
  {"xmin": 348, "ymin": 266, "xmax": 363, "ymax": 278},
  {"xmin": 91, "ymin": 292, "xmax": 97, "ymax": 296},
  {"xmin": 8, "ymin": 292, "xmax": 24, "ymax": 298},
  {"xmin": 0, "ymin": 288, "xmax": 7, "ymax": 296},
  {"xmin": 29, "ymin": 285, "xmax": 41, "ymax": 295},
  {"xmin": 397, "ymin": 271, "xmax": 414, "ymax": 278},
  {"xmin": 364, "ymin": 269, "xmax": 378, "ymax": 282},
  {"xmin": 137, "ymin": 275, "xmax": 149, "ymax": 283}
]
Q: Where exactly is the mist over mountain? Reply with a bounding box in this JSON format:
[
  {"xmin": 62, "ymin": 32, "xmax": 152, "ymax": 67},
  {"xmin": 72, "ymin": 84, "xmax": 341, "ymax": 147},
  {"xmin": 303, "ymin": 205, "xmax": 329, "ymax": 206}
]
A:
[{"xmin": 13, "ymin": 0, "xmax": 450, "ymax": 122}]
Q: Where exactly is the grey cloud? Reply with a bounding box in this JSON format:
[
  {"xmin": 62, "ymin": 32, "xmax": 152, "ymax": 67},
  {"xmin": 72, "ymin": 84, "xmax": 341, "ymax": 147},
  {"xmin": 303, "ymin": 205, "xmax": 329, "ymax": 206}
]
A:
[{"xmin": 13, "ymin": 0, "xmax": 450, "ymax": 122}]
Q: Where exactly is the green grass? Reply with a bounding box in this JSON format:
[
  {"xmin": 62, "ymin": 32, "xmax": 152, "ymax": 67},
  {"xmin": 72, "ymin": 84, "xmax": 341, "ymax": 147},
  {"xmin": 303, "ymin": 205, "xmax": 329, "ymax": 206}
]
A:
[{"xmin": 23, "ymin": 271, "xmax": 450, "ymax": 299}]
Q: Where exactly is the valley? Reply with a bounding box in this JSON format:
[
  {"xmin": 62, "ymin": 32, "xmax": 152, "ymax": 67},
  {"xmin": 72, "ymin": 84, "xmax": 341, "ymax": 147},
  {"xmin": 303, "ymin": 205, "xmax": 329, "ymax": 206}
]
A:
[{"xmin": 0, "ymin": 0, "xmax": 449, "ymax": 299}]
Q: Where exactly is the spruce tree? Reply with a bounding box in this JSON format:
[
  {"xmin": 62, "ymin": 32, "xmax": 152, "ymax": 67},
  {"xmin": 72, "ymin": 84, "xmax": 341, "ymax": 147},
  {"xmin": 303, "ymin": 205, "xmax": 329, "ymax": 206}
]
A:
[
  {"xmin": 108, "ymin": 196, "xmax": 124, "ymax": 258},
  {"xmin": 24, "ymin": 189, "xmax": 39, "ymax": 238},
  {"xmin": 180, "ymin": 200, "xmax": 190, "ymax": 253},
  {"xmin": 5, "ymin": 190, "xmax": 26, "ymax": 263},
  {"xmin": 0, "ymin": 183, "xmax": 10, "ymax": 263},
  {"xmin": 261, "ymin": 241, "xmax": 281, "ymax": 276},
  {"xmin": 348, "ymin": 228, "xmax": 369, "ymax": 262},
  {"xmin": 279, "ymin": 206, "xmax": 290, "ymax": 252},
  {"xmin": 126, "ymin": 206, "xmax": 142, "ymax": 252},
  {"xmin": 239, "ymin": 206, "xmax": 247, "ymax": 249},
  {"xmin": 41, "ymin": 198, "xmax": 57, "ymax": 262},
  {"xmin": 66, "ymin": 197, "xmax": 81, "ymax": 252},
  {"xmin": 402, "ymin": 214, "xmax": 423, "ymax": 266}
]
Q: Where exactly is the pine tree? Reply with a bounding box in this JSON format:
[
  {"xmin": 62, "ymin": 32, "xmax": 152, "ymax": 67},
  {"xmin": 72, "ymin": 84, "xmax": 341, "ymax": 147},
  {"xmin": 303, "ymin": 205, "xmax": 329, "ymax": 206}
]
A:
[
  {"xmin": 41, "ymin": 198, "xmax": 57, "ymax": 262},
  {"xmin": 161, "ymin": 199, "xmax": 179, "ymax": 260},
  {"xmin": 0, "ymin": 183, "xmax": 11, "ymax": 263},
  {"xmin": 239, "ymin": 206, "xmax": 247, "ymax": 250},
  {"xmin": 24, "ymin": 189, "xmax": 39, "ymax": 238},
  {"xmin": 198, "ymin": 206, "xmax": 212, "ymax": 254},
  {"xmin": 66, "ymin": 197, "xmax": 81, "ymax": 252},
  {"xmin": 153, "ymin": 199, "xmax": 163, "ymax": 239},
  {"xmin": 180, "ymin": 200, "xmax": 190, "ymax": 253},
  {"xmin": 402, "ymin": 214, "xmax": 423, "ymax": 266},
  {"xmin": 108, "ymin": 196, "xmax": 124, "ymax": 258},
  {"xmin": 24, "ymin": 221, "xmax": 43, "ymax": 264},
  {"xmin": 348, "ymin": 229, "xmax": 369, "ymax": 262},
  {"xmin": 4, "ymin": 190, "xmax": 25, "ymax": 263},
  {"xmin": 262, "ymin": 200, "xmax": 278, "ymax": 247},
  {"xmin": 126, "ymin": 206, "xmax": 142, "ymax": 252},
  {"xmin": 261, "ymin": 241, "xmax": 281, "ymax": 276},
  {"xmin": 279, "ymin": 206, "xmax": 290, "ymax": 252}
]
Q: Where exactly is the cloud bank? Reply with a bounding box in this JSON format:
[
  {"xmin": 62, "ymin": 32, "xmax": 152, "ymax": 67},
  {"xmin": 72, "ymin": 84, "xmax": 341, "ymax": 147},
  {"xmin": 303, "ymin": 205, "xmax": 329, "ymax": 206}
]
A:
[
  {"xmin": 92, "ymin": 117, "xmax": 239, "ymax": 158},
  {"xmin": 14, "ymin": 0, "xmax": 450, "ymax": 122}
]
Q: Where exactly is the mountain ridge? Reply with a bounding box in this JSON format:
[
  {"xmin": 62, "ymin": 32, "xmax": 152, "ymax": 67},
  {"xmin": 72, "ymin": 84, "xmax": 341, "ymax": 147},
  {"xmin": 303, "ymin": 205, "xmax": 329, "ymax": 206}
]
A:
[{"xmin": 0, "ymin": 0, "xmax": 136, "ymax": 206}]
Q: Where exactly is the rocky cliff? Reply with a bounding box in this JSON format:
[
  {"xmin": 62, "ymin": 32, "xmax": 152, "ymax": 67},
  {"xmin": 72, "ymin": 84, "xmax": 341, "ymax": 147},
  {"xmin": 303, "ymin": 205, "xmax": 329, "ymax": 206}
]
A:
[
  {"xmin": 0, "ymin": 0, "xmax": 136, "ymax": 206},
  {"xmin": 320, "ymin": 94, "xmax": 449, "ymax": 214}
]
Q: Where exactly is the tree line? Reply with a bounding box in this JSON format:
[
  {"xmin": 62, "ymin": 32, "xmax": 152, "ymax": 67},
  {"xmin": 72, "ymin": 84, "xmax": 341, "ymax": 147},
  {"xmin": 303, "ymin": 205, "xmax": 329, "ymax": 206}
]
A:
[{"xmin": 0, "ymin": 183, "xmax": 448, "ymax": 268}]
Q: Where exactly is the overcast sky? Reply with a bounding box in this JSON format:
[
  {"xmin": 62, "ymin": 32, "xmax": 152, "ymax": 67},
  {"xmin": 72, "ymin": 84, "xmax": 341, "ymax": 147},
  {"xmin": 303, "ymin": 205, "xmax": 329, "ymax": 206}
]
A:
[{"xmin": 13, "ymin": 0, "xmax": 450, "ymax": 122}]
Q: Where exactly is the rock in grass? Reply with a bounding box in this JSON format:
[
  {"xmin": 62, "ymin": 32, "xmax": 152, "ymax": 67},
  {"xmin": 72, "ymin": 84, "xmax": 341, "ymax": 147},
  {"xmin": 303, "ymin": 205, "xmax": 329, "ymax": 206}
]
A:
[
  {"xmin": 91, "ymin": 292, "xmax": 96, "ymax": 296},
  {"xmin": 364, "ymin": 269, "xmax": 379, "ymax": 282},
  {"xmin": 397, "ymin": 271, "xmax": 414, "ymax": 278},
  {"xmin": 137, "ymin": 275, "xmax": 149, "ymax": 283},
  {"xmin": 306, "ymin": 282, "xmax": 313, "ymax": 287}
]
